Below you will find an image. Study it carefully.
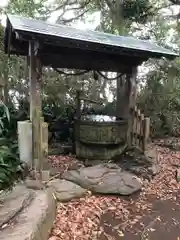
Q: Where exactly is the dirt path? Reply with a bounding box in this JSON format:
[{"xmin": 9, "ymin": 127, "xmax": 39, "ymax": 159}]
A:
[{"xmin": 99, "ymin": 192, "xmax": 180, "ymax": 239}]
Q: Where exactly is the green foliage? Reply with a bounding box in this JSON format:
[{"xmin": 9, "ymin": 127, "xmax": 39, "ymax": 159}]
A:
[
  {"xmin": 2, "ymin": 0, "xmax": 53, "ymax": 19},
  {"xmin": 0, "ymin": 101, "xmax": 10, "ymax": 134},
  {"xmin": 123, "ymin": 0, "xmax": 155, "ymax": 24},
  {"xmin": 138, "ymin": 58, "xmax": 180, "ymax": 137},
  {"xmin": 0, "ymin": 139, "xmax": 20, "ymax": 190},
  {"xmin": 0, "ymin": 104, "xmax": 21, "ymax": 190}
]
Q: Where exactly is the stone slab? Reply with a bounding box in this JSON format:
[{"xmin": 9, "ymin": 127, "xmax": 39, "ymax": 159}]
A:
[
  {"xmin": 0, "ymin": 187, "xmax": 56, "ymax": 240},
  {"xmin": 63, "ymin": 163, "xmax": 142, "ymax": 196},
  {"xmin": 0, "ymin": 185, "xmax": 34, "ymax": 228},
  {"xmin": 47, "ymin": 179, "xmax": 87, "ymax": 202}
]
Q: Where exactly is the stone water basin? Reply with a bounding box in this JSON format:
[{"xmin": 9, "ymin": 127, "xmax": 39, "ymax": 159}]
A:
[
  {"xmin": 75, "ymin": 115, "xmax": 128, "ymax": 160},
  {"xmin": 78, "ymin": 115, "xmax": 127, "ymax": 145}
]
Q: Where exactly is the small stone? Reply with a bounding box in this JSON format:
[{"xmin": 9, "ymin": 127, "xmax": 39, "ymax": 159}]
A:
[
  {"xmin": 25, "ymin": 179, "xmax": 44, "ymax": 190},
  {"xmin": 41, "ymin": 170, "xmax": 50, "ymax": 181},
  {"xmin": 47, "ymin": 179, "xmax": 87, "ymax": 201},
  {"xmin": 143, "ymin": 179, "xmax": 149, "ymax": 187},
  {"xmin": 148, "ymin": 164, "xmax": 159, "ymax": 176},
  {"xmin": 48, "ymin": 237, "xmax": 59, "ymax": 240}
]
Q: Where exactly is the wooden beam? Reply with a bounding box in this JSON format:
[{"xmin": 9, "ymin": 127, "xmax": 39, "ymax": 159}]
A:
[
  {"xmin": 40, "ymin": 54, "xmax": 135, "ymax": 72},
  {"xmin": 38, "ymin": 45, "xmax": 143, "ymax": 72}
]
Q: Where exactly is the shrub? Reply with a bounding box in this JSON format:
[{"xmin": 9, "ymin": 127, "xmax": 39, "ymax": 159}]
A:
[{"xmin": 0, "ymin": 102, "xmax": 21, "ymax": 190}]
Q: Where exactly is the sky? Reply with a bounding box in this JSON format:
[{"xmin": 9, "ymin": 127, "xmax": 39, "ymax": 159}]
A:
[{"xmin": 0, "ymin": 0, "xmax": 101, "ymax": 29}]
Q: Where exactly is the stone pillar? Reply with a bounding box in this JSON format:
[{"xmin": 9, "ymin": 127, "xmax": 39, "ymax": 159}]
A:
[{"xmin": 18, "ymin": 121, "xmax": 32, "ymax": 167}]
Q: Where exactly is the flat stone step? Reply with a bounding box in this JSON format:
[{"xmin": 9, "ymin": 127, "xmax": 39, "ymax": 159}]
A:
[
  {"xmin": 0, "ymin": 185, "xmax": 34, "ymax": 228},
  {"xmin": 47, "ymin": 179, "xmax": 87, "ymax": 202},
  {"xmin": 0, "ymin": 186, "xmax": 56, "ymax": 240}
]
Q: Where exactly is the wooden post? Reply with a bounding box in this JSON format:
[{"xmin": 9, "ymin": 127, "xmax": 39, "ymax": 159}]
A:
[
  {"xmin": 76, "ymin": 90, "xmax": 81, "ymax": 120},
  {"xmin": 74, "ymin": 90, "xmax": 81, "ymax": 150},
  {"xmin": 140, "ymin": 113, "xmax": 144, "ymax": 150},
  {"xmin": 29, "ymin": 41, "xmax": 36, "ymax": 171},
  {"xmin": 29, "ymin": 41, "xmax": 36, "ymax": 122},
  {"xmin": 38, "ymin": 116, "xmax": 49, "ymax": 180},
  {"xmin": 143, "ymin": 117, "xmax": 150, "ymax": 152},
  {"xmin": 116, "ymin": 67, "xmax": 137, "ymax": 121},
  {"xmin": 129, "ymin": 67, "xmax": 138, "ymax": 110},
  {"xmin": 116, "ymin": 73, "xmax": 126, "ymax": 119},
  {"xmin": 136, "ymin": 109, "xmax": 141, "ymax": 146},
  {"xmin": 29, "ymin": 41, "xmax": 43, "ymax": 177},
  {"xmin": 127, "ymin": 107, "xmax": 133, "ymax": 148},
  {"xmin": 41, "ymin": 120, "xmax": 49, "ymax": 170}
]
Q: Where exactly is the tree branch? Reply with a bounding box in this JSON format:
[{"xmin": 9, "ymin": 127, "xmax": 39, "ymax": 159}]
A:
[{"xmin": 60, "ymin": 9, "xmax": 89, "ymax": 24}]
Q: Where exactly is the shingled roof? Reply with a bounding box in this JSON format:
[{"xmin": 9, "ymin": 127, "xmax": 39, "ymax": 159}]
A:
[{"xmin": 4, "ymin": 14, "xmax": 178, "ymax": 71}]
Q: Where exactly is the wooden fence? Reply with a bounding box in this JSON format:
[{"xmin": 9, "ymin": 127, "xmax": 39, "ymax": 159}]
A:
[{"xmin": 127, "ymin": 106, "xmax": 150, "ymax": 152}]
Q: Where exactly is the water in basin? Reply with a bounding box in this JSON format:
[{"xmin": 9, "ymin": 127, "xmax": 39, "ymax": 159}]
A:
[{"xmin": 81, "ymin": 115, "xmax": 116, "ymax": 122}]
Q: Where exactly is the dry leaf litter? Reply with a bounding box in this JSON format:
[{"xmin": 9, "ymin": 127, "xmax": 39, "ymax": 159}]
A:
[{"xmin": 48, "ymin": 142, "xmax": 180, "ymax": 240}]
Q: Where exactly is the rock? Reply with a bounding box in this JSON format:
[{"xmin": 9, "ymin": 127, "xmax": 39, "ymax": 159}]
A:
[
  {"xmin": 0, "ymin": 188, "xmax": 56, "ymax": 240},
  {"xmin": 148, "ymin": 164, "xmax": 160, "ymax": 176},
  {"xmin": 145, "ymin": 148, "xmax": 157, "ymax": 161},
  {"xmin": 25, "ymin": 179, "xmax": 44, "ymax": 190},
  {"xmin": 173, "ymin": 143, "xmax": 180, "ymax": 151},
  {"xmin": 48, "ymin": 237, "xmax": 59, "ymax": 240},
  {"xmin": 117, "ymin": 146, "xmax": 159, "ymax": 179},
  {"xmin": 47, "ymin": 179, "xmax": 87, "ymax": 201},
  {"xmin": 41, "ymin": 170, "xmax": 50, "ymax": 181},
  {"xmin": 84, "ymin": 159, "xmax": 111, "ymax": 167},
  {"xmin": 0, "ymin": 185, "xmax": 34, "ymax": 228},
  {"xmin": 143, "ymin": 179, "xmax": 150, "ymax": 187},
  {"xmin": 62, "ymin": 163, "xmax": 142, "ymax": 196}
]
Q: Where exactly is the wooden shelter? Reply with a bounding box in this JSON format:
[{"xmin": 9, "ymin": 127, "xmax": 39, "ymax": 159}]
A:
[{"xmin": 4, "ymin": 14, "xmax": 178, "ymax": 178}]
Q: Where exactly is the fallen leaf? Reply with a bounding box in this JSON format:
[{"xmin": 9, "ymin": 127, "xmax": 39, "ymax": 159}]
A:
[
  {"xmin": 117, "ymin": 230, "xmax": 124, "ymax": 237},
  {"xmin": 149, "ymin": 228, "xmax": 156, "ymax": 232},
  {"xmin": 48, "ymin": 143, "xmax": 180, "ymax": 239}
]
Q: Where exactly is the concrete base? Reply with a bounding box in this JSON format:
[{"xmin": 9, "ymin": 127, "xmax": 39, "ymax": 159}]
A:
[{"xmin": 0, "ymin": 185, "xmax": 56, "ymax": 240}]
